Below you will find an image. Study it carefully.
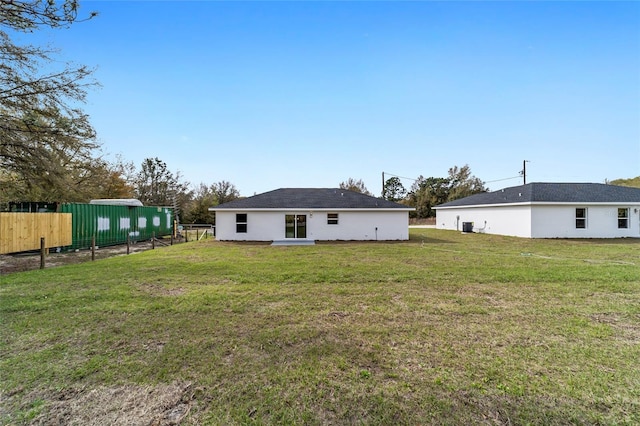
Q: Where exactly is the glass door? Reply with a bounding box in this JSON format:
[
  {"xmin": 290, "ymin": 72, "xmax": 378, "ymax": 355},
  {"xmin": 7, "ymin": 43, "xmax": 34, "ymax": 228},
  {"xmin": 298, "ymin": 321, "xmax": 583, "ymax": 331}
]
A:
[
  {"xmin": 285, "ymin": 215, "xmax": 295, "ymax": 238},
  {"xmin": 296, "ymin": 215, "xmax": 306, "ymax": 238},
  {"xmin": 285, "ymin": 214, "xmax": 306, "ymax": 238}
]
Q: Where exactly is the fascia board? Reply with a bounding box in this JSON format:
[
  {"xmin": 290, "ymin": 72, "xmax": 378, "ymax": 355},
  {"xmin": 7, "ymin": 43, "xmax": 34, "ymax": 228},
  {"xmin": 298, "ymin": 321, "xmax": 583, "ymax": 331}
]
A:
[
  {"xmin": 435, "ymin": 201, "xmax": 640, "ymax": 210},
  {"xmin": 434, "ymin": 202, "xmax": 531, "ymax": 210},
  {"xmin": 209, "ymin": 207, "xmax": 414, "ymax": 212}
]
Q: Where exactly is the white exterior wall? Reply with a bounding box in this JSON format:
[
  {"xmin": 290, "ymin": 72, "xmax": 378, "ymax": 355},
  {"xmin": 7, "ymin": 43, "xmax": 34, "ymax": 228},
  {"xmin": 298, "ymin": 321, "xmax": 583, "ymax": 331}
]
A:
[
  {"xmin": 436, "ymin": 203, "xmax": 640, "ymax": 239},
  {"xmin": 216, "ymin": 210, "xmax": 410, "ymax": 241},
  {"xmin": 531, "ymin": 205, "xmax": 640, "ymax": 238},
  {"xmin": 216, "ymin": 211, "xmax": 282, "ymax": 241},
  {"xmin": 436, "ymin": 205, "xmax": 532, "ymax": 237}
]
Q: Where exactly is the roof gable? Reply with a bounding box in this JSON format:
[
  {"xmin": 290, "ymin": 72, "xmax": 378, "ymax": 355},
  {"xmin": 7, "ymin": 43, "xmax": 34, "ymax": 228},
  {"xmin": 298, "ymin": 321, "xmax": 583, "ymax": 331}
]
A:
[
  {"xmin": 213, "ymin": 188, "xmax": 411, "ymax": 210},
  {"xmin": 436, "ymin": 183, "xmax": 640, "ymax": 208}
]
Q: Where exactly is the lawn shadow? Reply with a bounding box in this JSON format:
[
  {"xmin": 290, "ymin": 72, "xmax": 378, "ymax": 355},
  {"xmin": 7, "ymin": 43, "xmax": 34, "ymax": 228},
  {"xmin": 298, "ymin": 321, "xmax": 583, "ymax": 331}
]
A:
[{"xmin": 566, "ymin": 238, "xmax": 640, "ymax": 245}]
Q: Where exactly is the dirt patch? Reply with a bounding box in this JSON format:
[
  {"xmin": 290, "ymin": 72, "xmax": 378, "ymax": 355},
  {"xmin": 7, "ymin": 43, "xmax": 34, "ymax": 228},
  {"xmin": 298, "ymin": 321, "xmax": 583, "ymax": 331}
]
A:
[
  {"xmin": 590, "ymin": 313, "xmax": 640, "ymax": 344},
  {"xmin": 139, "ymin": 283, "xmax": 186, "ymax": 297},
  {"xmin": 28, "ymin": 381, "xmax": 195, "ymax": 426},
  {"xmin": 0, "ymin": 239, "xmax": 177, "ymax": 275}
]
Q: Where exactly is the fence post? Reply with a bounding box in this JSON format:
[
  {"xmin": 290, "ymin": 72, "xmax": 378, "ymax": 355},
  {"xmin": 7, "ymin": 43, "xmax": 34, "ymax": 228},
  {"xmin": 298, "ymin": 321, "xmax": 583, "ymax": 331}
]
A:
[
  {"xmin": 170, "ymin": 233, "xmax": 174, "ymax": 245},
  {"xmin": 152, "ymin": 232, "xmax": 155, "ymax": 249},
  {"xmin": 40, "ymin": 237, "xmax": 45, "ymax": 269},
  {"xmin": 91, "ymin": 236, "xmax": 96, "ymax": 261},
  {"xmin": 127, "ymin": 235, "xmax": 130, "ymax": 255},
  {"xmin": 196, "ymin": 229, "xmax": 200, "ymax": 241}
]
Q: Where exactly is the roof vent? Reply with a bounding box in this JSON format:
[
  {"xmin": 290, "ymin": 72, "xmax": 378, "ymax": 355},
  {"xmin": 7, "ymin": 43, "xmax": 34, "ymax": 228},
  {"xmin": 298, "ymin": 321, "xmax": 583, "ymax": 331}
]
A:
[
  {"xmin": 341, "ymin": 192, "xmax": 344, "ymax": 196},
  {"xmin": 519, "ymin": 193, "xmax": 522, "ymax": 197}
]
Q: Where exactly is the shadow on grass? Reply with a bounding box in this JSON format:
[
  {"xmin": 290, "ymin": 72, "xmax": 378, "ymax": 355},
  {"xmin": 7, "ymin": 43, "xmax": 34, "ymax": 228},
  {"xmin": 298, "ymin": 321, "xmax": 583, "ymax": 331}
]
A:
[
  {"xmin": 564, "ymin": 238, "xmax": 640, "ymax": 245},
  {"xmin": 408, "ymin": 235, "xmax": 457, "ymax": 245}
]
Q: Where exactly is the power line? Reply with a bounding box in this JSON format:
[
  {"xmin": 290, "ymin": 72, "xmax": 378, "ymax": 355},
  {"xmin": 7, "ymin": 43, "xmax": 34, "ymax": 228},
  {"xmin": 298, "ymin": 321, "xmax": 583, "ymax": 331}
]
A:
[
  {"xmin": 383, "ymin": 172, "xmax": 419, "ymax": 182},
  {"xmin": 386, "ymin": 171, "xmax": 521, "ymax": 185},
  {"xmin": 485, "ymin": 176, "xmax": 521, "ymax": 184}
]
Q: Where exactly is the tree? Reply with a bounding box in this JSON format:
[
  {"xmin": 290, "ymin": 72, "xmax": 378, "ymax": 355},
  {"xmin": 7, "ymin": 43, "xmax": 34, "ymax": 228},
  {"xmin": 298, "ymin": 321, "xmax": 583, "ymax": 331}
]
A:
[
  {"xmin": 183, "ymin": 183, "xmax": 215, "ymax": 224},
  {"xmin": 339, "ymin": 178, "xmax": 372, "ymax": 195},
  {"xmin": 383, "ymin": 177, "xmax": 406, "ymax": 202},
  {"xmin": 85, "ymin": 156, "xmax": 135, "ymax": 200},
  {"xmin": 211, "ymin": 180, "xmax": 240, "ymax": 205},
  {"xmin": 133, "ymin": 158, "xmax": 192, "ymax": 220},
  {"xmin": 408, "ymin": 176, "xmax": 450, "ymax": 218},
  {"xmin": 447, "ymin": 164, "xmax": 486, "ymax": 201},
  {"xmin": 0, "ymin": 1, "xmax": 100, "ymax": 204},
  {"xmin": 182, "ymin": 180, "xmax": 239, "ymax": 224},
  {"xmin": 404, "ymin": 165, "xmax": 486, "ymax": 218},
  {"xmin": 608, "ymin": 176, "xmax": 640, "ymax": 188},
  {"xmin": 1, "ymin": 1, "xmax": 97, "ymax": 30},
  {"xmin": 0, "ymin": 148, "xmax": 134, "ymax": 207}
]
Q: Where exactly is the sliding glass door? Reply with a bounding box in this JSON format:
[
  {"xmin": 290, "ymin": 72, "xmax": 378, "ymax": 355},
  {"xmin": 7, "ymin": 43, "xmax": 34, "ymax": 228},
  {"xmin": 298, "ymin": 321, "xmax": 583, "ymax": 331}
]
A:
[{"xmin": 285, "ymin": 214, "xmax": 306, "ymax": 238}]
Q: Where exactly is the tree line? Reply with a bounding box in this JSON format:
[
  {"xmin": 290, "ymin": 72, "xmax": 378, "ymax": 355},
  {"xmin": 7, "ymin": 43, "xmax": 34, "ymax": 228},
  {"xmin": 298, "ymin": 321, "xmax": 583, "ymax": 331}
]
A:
[{"xmin": 340, "ymin": 164, "xmax": 487, "ymax": 218}]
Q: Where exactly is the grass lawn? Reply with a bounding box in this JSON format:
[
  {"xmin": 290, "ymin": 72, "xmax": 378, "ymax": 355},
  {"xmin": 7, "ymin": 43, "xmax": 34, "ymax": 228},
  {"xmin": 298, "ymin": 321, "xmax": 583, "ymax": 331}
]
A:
[{"xmin": 1, "ymin": 229, "xmax": 639, "ymax": 425}]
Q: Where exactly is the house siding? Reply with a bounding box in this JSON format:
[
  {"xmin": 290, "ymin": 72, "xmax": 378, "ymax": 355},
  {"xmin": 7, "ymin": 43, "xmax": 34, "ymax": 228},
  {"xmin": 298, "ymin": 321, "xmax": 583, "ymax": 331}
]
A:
[
  {"xmin": 531, "ymin": 205, "xmax": 640, "ymax": 238},
  {"xmin": 216, "ymin": 210, "xmax": 409, "ymax": 241},
  {"xmin": 436, "ymin": 203, "xmax": 640, "ymax": 238},
  {"xmin": 436, "ymin": 205, "xmax": 532, "ymax": 237}
]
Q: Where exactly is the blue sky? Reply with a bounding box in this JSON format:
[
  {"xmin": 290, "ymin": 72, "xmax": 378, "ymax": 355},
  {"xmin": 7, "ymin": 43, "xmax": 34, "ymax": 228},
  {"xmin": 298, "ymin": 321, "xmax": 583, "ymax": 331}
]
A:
[{"xmin": 24, "ymin": 1, "xmax": 640, "ymax": 196}]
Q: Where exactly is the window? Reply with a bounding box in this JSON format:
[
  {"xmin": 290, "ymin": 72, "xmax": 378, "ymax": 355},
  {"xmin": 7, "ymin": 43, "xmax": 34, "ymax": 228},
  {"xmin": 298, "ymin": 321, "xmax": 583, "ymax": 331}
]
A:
[
  {"xmin": 575, "ymin": 208, "xmax": 586, "ymax": 229},
  {"xmin": 236, "ymin": 213, "xmax": 247, "ymax": 233},
  {"xmin": 327, "ymin": 213, "xmax": 339, "ymax": 225},
  {"xmin": 618, "ymin": 208, "xmax": 629, "ymax": 229}
]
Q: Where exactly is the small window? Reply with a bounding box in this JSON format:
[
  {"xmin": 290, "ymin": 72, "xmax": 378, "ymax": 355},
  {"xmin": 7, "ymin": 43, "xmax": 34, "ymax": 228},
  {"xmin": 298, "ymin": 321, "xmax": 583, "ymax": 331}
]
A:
[
  {"xmin": 236, "ymin": 213, "xmax": 247, "ymax": 233},
  {"xmin": 575, "ymin": 208, "xmax": 586, "ymax": 229},
  {"xmin": 327, "ymin": 213, "xmax": 339, "ymax": 225},
  {"xmin": 618, "ymin": 208, "xmax": 629, "ymax": 229}
]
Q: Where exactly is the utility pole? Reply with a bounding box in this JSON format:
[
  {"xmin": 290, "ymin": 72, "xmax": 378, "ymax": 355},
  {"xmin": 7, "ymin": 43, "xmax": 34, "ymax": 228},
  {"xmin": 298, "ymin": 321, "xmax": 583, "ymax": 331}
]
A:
[
  {"xmin": 521, "ymin": 160, "xmax": 530, "ymax": 185},
  {"xmin": 381, "ymin": 171, "xmax": 385, "ymax": 199}
]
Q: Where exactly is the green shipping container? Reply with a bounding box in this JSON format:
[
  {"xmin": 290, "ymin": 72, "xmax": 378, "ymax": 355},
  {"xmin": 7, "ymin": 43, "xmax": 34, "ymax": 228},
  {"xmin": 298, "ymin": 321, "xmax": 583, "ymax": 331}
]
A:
[{"xmin": 59, "ymin": 203, "xmax": 174, "ymax": 250}]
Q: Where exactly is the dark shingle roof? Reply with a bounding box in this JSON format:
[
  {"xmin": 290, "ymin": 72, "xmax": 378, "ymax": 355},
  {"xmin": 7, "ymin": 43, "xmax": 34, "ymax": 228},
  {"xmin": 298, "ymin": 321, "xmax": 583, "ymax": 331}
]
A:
[
  {"xmin": 213, "ymin": 188, "xmax": 411, "ymax": 210},
  {"xmin": 436, "ymin": 183, "xmax": 640, "ymax": 208}
]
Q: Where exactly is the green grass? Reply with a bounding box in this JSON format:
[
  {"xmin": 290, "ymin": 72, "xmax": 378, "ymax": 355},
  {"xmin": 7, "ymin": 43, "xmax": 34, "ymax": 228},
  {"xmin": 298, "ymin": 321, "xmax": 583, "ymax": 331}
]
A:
[{"xmin": 1, "ymin": 229, "xmax": 639, "ymax": 425}]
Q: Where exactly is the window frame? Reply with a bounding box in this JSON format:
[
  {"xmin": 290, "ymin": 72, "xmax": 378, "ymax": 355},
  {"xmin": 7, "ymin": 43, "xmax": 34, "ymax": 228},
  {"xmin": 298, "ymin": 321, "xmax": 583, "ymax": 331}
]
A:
[
  {"xmin": 575, "ymin": 208, "xmax": 587, "ymax": 229},
  {"xmin": 327, "ymin": 213, "xmax": 339, "ymax": 225},
  {"xmin": 617, "ymin": 208, "xmax": 629, "ymax": 229},
  {"xmin": 236, "ymin": 213, "xmax": 247, "ymax": 233}
]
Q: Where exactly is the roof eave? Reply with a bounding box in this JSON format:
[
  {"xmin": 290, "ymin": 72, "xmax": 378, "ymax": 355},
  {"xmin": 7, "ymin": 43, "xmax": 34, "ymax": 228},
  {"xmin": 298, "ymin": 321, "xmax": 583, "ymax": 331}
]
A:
[
  {"xmin": 435, "ymin": 201, "xmax": 640, "ymax": 209},
  {"xmin": 209, "ymin": 207, "xmax": 415, "ymax": 212}
]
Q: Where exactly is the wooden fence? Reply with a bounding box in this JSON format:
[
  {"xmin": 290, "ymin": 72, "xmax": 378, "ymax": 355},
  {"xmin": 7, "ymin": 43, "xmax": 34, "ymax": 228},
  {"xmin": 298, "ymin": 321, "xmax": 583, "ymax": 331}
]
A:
[{"xmin": 0, "ymin": 213, "xmax": 72, "ymax": 254}]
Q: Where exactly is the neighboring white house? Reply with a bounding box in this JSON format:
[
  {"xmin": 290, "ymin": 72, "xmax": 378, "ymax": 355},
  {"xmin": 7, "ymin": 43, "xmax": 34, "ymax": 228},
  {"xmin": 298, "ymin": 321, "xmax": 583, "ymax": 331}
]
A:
[
  {"xmin": 434, "ymin": 183, "xmax": 640, "ymax": 238},
  {"xmin": 210, "ymin": 188, "xmax": 413, "ymax": 242}
]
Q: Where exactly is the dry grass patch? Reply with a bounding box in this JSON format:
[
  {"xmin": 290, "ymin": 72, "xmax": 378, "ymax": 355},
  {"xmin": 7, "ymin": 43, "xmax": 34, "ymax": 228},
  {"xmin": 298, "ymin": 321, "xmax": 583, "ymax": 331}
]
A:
[{"xmin": 19, "ymin": 381, "xmax": 194, "ymax": 426}]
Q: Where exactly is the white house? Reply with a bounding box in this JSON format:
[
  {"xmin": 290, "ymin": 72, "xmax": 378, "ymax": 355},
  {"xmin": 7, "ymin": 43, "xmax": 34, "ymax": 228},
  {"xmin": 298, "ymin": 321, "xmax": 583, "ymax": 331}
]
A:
[
  {"xmin": 434, "ymin": 183, "xmax": 640, "ymax": 238},
  {"xmin": 210, "ymin": 188, "xmax": 413, "ymax": 242}
]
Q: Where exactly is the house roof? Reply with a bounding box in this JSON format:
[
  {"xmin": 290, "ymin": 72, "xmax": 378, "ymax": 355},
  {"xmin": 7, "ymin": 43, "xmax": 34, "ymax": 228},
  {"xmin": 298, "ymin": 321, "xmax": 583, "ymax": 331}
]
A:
[
  {"xmin": 212, "ymin": 188, "xmax": 412, "ymax": 210},
  {"xmin": 435, "ymin": 183, "xmax": 640, "ymax": 208}
]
